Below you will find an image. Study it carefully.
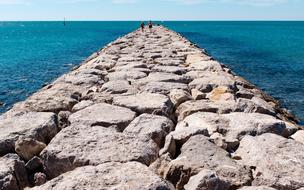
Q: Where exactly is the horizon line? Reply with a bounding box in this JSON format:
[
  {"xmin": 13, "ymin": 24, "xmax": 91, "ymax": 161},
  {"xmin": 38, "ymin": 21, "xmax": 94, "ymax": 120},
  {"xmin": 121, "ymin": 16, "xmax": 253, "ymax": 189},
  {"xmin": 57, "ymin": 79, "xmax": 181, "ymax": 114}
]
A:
[{"xmin": 1, "ymin": 20, "xmax": 304, "ymax": 22}]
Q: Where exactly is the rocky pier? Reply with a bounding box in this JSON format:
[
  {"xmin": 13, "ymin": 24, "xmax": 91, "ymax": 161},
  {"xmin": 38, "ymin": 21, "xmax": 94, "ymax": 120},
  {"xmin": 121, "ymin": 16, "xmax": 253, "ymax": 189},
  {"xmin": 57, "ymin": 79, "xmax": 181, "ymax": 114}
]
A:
[{"xmin": 0, "ymin": 26, "xmax": 304, "ymax": 190}]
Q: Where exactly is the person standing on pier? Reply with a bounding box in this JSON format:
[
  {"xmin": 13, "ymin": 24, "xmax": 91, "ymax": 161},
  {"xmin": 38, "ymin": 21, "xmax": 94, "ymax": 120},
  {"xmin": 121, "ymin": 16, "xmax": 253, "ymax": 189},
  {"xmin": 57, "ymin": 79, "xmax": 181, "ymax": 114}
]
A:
[
  {"xmin": 148, "ymin": 21, "xmax": 153, "ymax": 32},
  {"xmin": 141, "ymin": 22, "xmax": 145, "ymax": 32}
]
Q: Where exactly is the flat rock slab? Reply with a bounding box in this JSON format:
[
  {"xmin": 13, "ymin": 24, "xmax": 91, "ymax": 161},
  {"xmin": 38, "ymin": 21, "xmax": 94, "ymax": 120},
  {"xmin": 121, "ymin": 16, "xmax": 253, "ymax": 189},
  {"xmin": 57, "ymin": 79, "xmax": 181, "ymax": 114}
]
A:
[
  {"xmin": 0, "ymin": 154, "xmax": 28, "ymax": 190},
  {"xmin": 151, "ymin": 65, "xmax": 188, "ymax": 74},
  {"xmin": 163, "ymin": 135, "xmax": 252, "ymax": 190},
  {"xmin": 142, "ymin": 81, "xmax": 189, "ymax": 95},
  {"xmin": 41, "ymin": 126, "xmax": 159, "ymax": 179},
  {"xmin": 112, "ymin": 93, "xmax": 173, "ymax": 116},
  {"xmin": 30, "ymin": 162, "xmax": 174, "ymax": 190},
  {"xmin": 124, "ymin": 114, "xmax": 174, "ymax": 146},
  {"xmin": 68, "ymin": 103, "xmax": 136, "ymax": 131},
  {"xmin": 238, "ymin": 187, "xmax": 277, "ymax": 190},
  {"xmin": 235, "ymin": 133, "xmax": 304, "ymax": 189},
  {"xmin": 0, "ymin": 112, "xmax": 58, "ymax": 156}
]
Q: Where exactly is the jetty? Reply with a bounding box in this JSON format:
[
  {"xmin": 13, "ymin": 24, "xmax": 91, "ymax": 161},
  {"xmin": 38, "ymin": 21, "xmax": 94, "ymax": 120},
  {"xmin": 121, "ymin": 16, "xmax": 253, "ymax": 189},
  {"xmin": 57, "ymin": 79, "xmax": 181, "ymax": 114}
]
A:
[{"xmin": 0, "ymin": 26, "xmax": 304, "ymax": 190}]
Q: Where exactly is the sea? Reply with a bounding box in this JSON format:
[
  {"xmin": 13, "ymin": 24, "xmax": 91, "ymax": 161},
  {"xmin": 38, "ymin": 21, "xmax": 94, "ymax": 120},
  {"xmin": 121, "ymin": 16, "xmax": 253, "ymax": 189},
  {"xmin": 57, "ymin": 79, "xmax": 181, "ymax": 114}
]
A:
[{"xmin": 0, "ymin": 21, "xmax": 303, "ymax": 124}]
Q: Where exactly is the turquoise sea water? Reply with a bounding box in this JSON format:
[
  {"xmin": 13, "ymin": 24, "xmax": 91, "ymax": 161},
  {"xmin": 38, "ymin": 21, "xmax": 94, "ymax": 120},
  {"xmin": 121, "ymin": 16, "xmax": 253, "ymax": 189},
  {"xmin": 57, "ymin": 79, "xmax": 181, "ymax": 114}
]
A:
[{"xmin": 0, "ymin": 21, "xmax": 303, "ymax": 124}]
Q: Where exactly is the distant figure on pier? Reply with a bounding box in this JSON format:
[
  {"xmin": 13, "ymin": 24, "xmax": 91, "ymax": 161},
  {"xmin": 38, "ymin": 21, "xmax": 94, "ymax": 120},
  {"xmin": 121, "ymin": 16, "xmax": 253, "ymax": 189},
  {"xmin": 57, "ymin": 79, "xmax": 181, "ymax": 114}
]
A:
[
  {"xmin": 148, "ymin": 21, "xmax": 153, "ymax": 32},
  {"xmin": 140, "ymin": 22, "xmax": 145, "ymax": 32}
]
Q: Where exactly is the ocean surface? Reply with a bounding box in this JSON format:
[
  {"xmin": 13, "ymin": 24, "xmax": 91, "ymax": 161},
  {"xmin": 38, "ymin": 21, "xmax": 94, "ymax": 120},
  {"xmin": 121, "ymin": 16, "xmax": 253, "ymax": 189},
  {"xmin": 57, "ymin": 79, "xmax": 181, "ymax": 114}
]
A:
[{"xmin": 0, "ymin": 21, "xmax": 303, "ymax": 124}]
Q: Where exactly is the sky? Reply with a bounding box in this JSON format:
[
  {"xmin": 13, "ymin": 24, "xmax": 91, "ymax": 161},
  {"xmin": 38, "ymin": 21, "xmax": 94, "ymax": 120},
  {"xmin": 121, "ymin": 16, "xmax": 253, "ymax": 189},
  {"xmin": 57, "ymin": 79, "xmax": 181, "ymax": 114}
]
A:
[{"xmin": 0, "ymin": 0, "xmax": 303, "ymax": 21}]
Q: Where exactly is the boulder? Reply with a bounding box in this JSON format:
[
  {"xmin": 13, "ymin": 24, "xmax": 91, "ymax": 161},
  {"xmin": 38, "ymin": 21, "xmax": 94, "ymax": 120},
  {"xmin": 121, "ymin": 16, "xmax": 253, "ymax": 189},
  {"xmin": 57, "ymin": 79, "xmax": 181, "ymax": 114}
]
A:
[
  {"xmin": 152, "ymin": 65, "xmax": 187, "ymax": 74},
  {"xmin": 112, "ymin": 93, "xmax": 173, "ymax": 116},
  {"xmin": 163, "ymin": 135, "xmax": 252, "ymax": 189},
  {"xmin": 290, "ymin": 130, "xmax": 304, "ymax": 144},
  {"xmin": 176, "ymin": 100, "xmax": 236, "ymax": 121},
  {"xmin": 41, "ymin": 126, "xmax": 159, "ymax": 178},
  {"xmin": 188, "ymin": 72, "xmax": 236, "ymax": 93},
  {"xmin": 124, "ymin": 114, "xmax": 174, "ymax": 146},
  {"xmin": 188, "ymin": 60, "xmax": 223, "ymax": 72},
  {"xmin": 101, "ymin": 80, "xmax": 137, "ymax": 94},
  {"xmin": 238, "ymin": 187, "xmax": 277, "ymax": 190},
  {"xmin": 107, "ymin": 70, "xmax": 147, "ymax": 81},
  {"xmin": 169, "ymin": 89, "xmax": 192, "ymax": 107},
  {"xmin": 0, "ymin": 112, "xmax": 58, "ymax": 156},
  {"xmin": 235, "ymin": 133, "xmax": 304, "ymax": 189},
  {"xmin": 191, "ymin": 89, "xmax": 206, "ymax": 100},
  {"xmin": 236, "ymin": 97, "xmax": 276, "ymax": 116},
  {"xmin": 137, "ymin": 72, "xmax": 191, "ymax": 85},
  {"xmin": 30, "ymin": 162, "xmax": 174, "ymax": 190},
  {"xmin": 71, "ymin": 100, "xmax": 94, "ymax": 112},
  {"xmin": 15, "ymin": 138, "xmax": 46, "ymax": 161},
  {"xmin": 184, "ymin": 169, "xmax": 229, "ymax": 190},
  {"xmin": 143, "ymin": 82, "xmax": 188, "ymax": 95},
  {"xmin": 0, "ymin": 154, "xmax": 28, "ymax": 189},
  {"xmin": 68, "ymin": 103, "xmax": 136, "ymax": 131}
]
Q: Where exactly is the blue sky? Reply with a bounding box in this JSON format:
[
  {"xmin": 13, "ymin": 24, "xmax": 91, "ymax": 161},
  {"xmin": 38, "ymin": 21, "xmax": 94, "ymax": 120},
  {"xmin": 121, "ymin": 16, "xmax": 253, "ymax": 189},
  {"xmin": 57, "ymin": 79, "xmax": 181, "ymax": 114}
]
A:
[{"xmin": 0, "ymin": 0, "xmax": 303, "ymax": 21}]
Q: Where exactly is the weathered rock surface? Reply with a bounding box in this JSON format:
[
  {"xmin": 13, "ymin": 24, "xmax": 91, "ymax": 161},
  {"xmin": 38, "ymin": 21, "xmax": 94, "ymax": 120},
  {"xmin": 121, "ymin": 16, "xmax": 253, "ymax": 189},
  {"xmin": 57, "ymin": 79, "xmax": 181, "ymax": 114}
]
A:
[
  {"xmin": 124, "ymin": 114, "xmax": 174, "ymax": 146},
  {"xmin": 30, "ymin": 162, "xmax": 174, "ymax": 190},
  {"xmin": 15, "ymin": 138, "xmax": 46, "ymax": 161},
  {"xmin": 238, "ymin": 187, "xmax": 277, "ymax": 190},
  {"xmin": 0, "ymin": 112, "xmax": 58, "ymax": 156},
  {"xmin": 235, "ymin": 133, "xmax": 304, "ymax": 189},
  {"xmin": 162, "ymin": 135, "xmax": 252, "ymax": 189},
  {"xmin": 69, "ymin": 103, "xmax": 136, "ymax": 131},
  {"xmin": 113, "ymin": 93, "xmax": 173, "ymax": 116},
  {"xmin": 290, "ymin": 130, "xmax": 304, "ymax": 144},
  {"xmin": 41, "ymin": 126, "xmax": 159, "ymax": 178},
  {"xmin": 0, "ymin": 154, "xmax": 28, "ymax": 190}
]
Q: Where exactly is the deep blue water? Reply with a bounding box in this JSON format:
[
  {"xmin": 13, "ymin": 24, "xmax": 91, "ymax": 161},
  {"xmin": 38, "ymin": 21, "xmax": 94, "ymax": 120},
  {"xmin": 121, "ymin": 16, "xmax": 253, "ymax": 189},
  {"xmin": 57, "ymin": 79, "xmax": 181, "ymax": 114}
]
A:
[{"xmin": 0, "ymin": 21, "xmax": 303, "ymax": 124}]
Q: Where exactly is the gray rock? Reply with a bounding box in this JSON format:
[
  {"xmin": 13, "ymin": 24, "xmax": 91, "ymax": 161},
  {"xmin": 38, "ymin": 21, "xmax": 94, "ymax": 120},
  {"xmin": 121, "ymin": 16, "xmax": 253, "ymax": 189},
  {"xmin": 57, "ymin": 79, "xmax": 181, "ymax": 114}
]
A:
[
  {"xmin": 169, "ymin": 89, "xmax": 192, "ymax": 107},
  {"xmin": 290, "ymin": 130, "xmax": 304, "ymax": 144},
  {"xmin": 71, "ymin": 100, "xmax": 94, "ymax": 112},
  {"xmin": 41, "ymin": 126, "xmax": 159, "ymax": 178},
  {"xmin": 236, "ymin": 97, "xmax": 276, "ymax": 116},
  {"xmin": 25, "ymin": 156, "xmax": 43, "ymax": 172},
  {"xmin": 191, "ymin": 89, "xmax": 206, "ymax": 100},
  {"xmin": 138, "ymin": 72, "xmax": 191, "ymax": 85},
  {"xmin": 112, "ymin": 93, "xmax": 173, "ymax": 116},
  {"xmin": 0, "ymin": 154, "xmax": 28, "ymax": 189},
  {"xmin": 152, "ymin": 65, "xmax": 188, "ymax": 74},
  {"xmin": 188, "ymin": 72, "xmax": 236, "ymax": 93},
  {"xmin": 107, "ymin": 70, "xmax": 147, "ymax": 80},
  {"xmin": 58, "ymin": 111, "xmax": 72, "ymax": 129},
  {"xmin": 163, "ymin": 135, "xmax": 252, "ymax": 189},
  {"xmin": 235, "ymin": 133, "xmax": 304, "ymax": 189},
  {"xmin": 143, "ymin": 82, "xmax": 188, "ymax": 95},
  {"xmin": 100, "ymin": 80, "xmax": 137, "ymax": 94},
  {"xmin": 31, "ymin": 162, "xmax": 174, "ymax": 190},
  {"xmin": 124, "ymin": 114, "xmax": 174, "ymax": 146},
  {"xmin": 176, "ymin": 100, "xmax": 236, "ymax": 121},
  {"xmin": 238, "ymin": 187, "xmax": 277, "ymax": 190},
  {"xmin": 184, "ymin": 169, "xmax": 229, "ymax": 190},
  {"xmin": 0, "ymin": 112, "xmax": 58, "ymax": 156},
  {"xmin": 15, "ymin": 138, "xmax": 46, "ymax": 161},
  {"xmin": 69, "ymin": 103, "xmax": 136, "ymax": 131},
  {"xmin": 188, "ymin": 60, "xmax": 223, "ymax": 72}
]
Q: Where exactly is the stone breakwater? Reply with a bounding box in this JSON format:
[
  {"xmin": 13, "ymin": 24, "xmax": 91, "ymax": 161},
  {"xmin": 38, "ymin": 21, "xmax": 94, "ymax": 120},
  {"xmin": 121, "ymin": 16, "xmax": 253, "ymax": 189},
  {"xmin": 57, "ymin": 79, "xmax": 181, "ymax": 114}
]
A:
[{"xmin": 0, "ymin": 26, "xmax": 304, "ymax": 190}]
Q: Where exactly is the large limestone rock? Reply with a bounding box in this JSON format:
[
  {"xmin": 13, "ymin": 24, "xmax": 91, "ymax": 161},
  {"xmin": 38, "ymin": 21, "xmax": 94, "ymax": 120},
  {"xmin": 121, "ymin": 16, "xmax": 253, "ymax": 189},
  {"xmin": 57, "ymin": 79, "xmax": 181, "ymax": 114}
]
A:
[
  {"xmin": 184, "ymin": 169, "xmax": 229, "ymax": 190},
  {"xmin": 188, "ymin": 72, "xmax": 236, "ymax": 92},
  {"xmin": 41, "ymin": 126, "xmax": 159, "ymax": 178},
  {"xmin": 290, "ymin": 130, "xmax": 304, "ymax": 144},
  {"xmin": 188, "ymin": 60, "xmax": 223, "ymax": 72},
  {"xmin": 235, "ymin": 133, "xmax": 304, "ymax": 189},
  {"xmin": 176, "ymin": 100, "xmax": 236, "ymax": 121},
  {"xmin": 124, "ymin": 114, "xmax": 174, "ymax": 146},
  {"xmin": 176, "ymin": 112, "xmax": 294, "ymax": 150},
  {"xmin": 163, "ymin": 135, "xmax": 252, "ymax": 190},
  {"xmin": 238, "ymin": 187, "xmax": 277, "ymax": 190},
  {"xmin": 112, "ymin": 93, "xmax": 173, "ymax": 116},
  {"xmin": 151, "ymin": 65, "xmax": 188, "ymax": 74},
  {"xmin": 30, "ymin": 162, "xmax": 174, "ymax": 190},
  {"xmin": 169, "ymin": 89, "xmax": 192, "ymax": 107},
  {"xmin": 0, "ymin": 154, "xmax": 28, "ymax": 190},
  {"xmin": 107, "ymin": 70, "xmax": 147, "ymax": 81},
  {"xmin": 137, "ymin": 72, "xmax": 191, "ymax": 85},
  {"xmin": 100, "ymin": 80, "xmax": 137, "ymax": 94},
  {"xmin": 68, "ymin": 103, "xmax": 136, "ymax": 131},
  {"xmin": 142, "ymin": 81, "xmax": 188, "ymax": 95},
  {"xmin": 15, "ymin": 138, "xmax": 46, "ymax": 161},
  {"xmin": 0, "ymin": 112, "xmax": 58, "ymax": 156}
]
